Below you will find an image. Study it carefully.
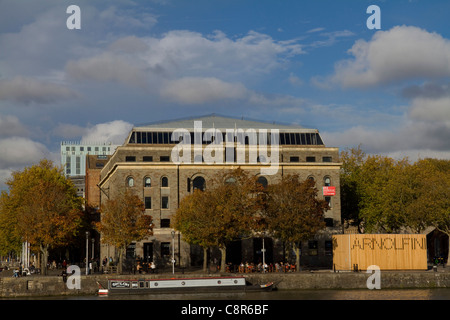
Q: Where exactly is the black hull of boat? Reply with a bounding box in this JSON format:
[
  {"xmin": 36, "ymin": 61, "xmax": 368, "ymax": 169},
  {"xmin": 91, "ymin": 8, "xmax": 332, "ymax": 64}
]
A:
[{"xmin": 101, "ymin": 277, "xmax": 275, "ymax": 295}]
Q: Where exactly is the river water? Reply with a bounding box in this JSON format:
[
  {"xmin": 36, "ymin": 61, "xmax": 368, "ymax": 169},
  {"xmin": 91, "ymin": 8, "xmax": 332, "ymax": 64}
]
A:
[{"xmin": 57, "ymin": 288, "xmax": 450, "ymax": 300}]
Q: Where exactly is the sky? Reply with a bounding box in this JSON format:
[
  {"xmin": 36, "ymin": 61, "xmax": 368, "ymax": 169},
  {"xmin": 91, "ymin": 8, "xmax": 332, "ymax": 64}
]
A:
[{"xmin": 0, "ymin": 0, "xmax": 449, "ymax": 189}]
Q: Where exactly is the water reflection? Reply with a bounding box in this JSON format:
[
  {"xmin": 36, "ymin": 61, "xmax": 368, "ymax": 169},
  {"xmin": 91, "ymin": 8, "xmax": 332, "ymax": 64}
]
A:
[{"xmin": 98, "ymin": 288, "xmax": 450, "ymax": 300}]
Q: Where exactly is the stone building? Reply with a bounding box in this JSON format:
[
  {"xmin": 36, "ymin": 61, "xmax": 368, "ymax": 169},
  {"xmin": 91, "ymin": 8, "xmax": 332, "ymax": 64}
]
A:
[{"xmin": 97, "ymin": 115, "xmax": 342, "ymax": 269}]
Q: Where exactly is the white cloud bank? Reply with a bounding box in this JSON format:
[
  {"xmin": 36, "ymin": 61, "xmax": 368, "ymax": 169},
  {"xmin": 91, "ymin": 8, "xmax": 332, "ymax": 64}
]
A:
[{"xmin": 325, "ymin": 26, "xmax": 450, "ymax": 88}]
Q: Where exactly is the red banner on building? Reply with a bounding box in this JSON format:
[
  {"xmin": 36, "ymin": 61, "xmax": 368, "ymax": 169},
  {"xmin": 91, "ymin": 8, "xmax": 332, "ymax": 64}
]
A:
[{"xmin": 323, "ymin": 186, "xmax": 336, "ymax": 196}]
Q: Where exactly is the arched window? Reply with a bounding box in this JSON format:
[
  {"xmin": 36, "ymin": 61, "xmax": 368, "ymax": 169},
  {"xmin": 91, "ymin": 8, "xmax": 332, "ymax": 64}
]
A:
[
  {"xmin": 161, "ymin": 176, "xmax": 168, "ymax": 187},
  {"xmin": 144, "ymin": 177, "xmax": 151, "ymax": 188},
  {"xmin": 127, "ymin": 176, "xmax": 135, "ymax": 187},
  {"xmin": 193, "ymin": 176, "xmax": 206, "ymax": 191},
  {"xmin": 257, "ymin": 176, "xmax": 268, "ymax": 188}
]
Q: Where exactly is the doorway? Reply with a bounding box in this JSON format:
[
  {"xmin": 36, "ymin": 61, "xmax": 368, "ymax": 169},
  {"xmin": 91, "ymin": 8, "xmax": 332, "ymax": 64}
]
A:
[{"xmin": 143, "ymin": 242, "xmax": 153, "ymax": 262}]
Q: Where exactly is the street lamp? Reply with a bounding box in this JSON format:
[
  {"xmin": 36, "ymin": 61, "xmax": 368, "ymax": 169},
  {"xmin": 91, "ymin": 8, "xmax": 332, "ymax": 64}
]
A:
[
  {"xmin": 91, "ymin": 238, "xmax": 95, "ymax": 260},
  {"xmin": 171, "ymin": 230, "xmax": 175, "ymax": 274},
  {"xmin": 262, "ymin": 231, "xmax": 266, "ymax": 273},
  {"xmin": 85, "ymin": 231, "xmax": 89, "ymax": 275}
]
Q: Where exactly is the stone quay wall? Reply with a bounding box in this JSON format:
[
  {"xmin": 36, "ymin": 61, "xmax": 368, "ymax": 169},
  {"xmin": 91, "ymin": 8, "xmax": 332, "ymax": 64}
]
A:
[{"xmin": 0, "ymin": 271, "xmax": 448, "ymax": 298}]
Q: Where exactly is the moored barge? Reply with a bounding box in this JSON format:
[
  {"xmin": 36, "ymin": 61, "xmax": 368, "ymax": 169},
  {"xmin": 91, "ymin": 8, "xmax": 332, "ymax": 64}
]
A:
[{"xmin": 99, "ymin": 276, "xmax": 274, "ymax": 295}]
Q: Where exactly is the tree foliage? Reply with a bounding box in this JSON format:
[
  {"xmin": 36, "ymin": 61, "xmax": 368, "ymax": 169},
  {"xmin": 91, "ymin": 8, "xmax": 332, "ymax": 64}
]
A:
[
  {"xmin": 264, "ymin": 175, "xmax": 328, "ymax": 271},
  {"xmin": 341, "ymin": 146, "xmax": 450, "ymax": 240},
  {"xmin": 95, "ymin": 189, "xmax": 153, "ymax": 273},
  {"xmin": 173, "ymin": 168, "xmax": 262, "ymax": 272},
  {"xmin": 0, "ymin": 159, "xmax": 83, "ymax": 274},
  {"xmin": 173, "ymin": 169, "xmax": 328, "ymax": 272}
]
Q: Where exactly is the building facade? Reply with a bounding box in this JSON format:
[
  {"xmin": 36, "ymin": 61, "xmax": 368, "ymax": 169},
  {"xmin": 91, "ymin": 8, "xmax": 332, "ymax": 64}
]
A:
[
  {"xmin": 60, "ymin": 141, "xmax": 117, "ymax": 197},
  {"xmin": 97, "ymin": 115, "xmax": 342, "ymax": 269}
]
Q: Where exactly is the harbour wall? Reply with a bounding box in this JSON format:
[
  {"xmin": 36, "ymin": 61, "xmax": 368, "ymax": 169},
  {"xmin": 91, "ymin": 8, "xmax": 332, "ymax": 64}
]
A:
[{"xmin": 0, "ymin": 271, "xmax": 449, "ymax": 298}]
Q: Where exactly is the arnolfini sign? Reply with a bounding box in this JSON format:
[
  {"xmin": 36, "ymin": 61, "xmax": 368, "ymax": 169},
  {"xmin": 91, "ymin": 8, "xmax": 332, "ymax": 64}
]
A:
[{"xmin": 333, "ymin": 234, "xmax": 428, "ymax": 271}]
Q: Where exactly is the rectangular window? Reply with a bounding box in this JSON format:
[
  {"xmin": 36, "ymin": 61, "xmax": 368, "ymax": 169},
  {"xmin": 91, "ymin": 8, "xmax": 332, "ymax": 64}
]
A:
[
  {"xmin": 161, "ymin": 196, "xmax": 169, "ymax": 209},
  {"xmin": 322, "ymin": 156, "xmax": 332, "ymax": 162},
  {"xmin": 161, "ymin": 219, "xmax": 170, "ymax": 228},
  {"xmin": 325, "ymin": 240, "xmax": 333, "ymax": 255},
  {"xmin": 158, "ymin": 132, "xmax": 163, "ymax": 144},
  {"xmin": 300, "ymin": 133, "xmax": 306, "ymax": 145},
  {"xmin": 160, "ymin": 156, "xmax": 170, "ymax": 162},
  {"xmin": 161, "ymin": 242, "xmax": 170, "ymax": 256},
  {"xmin": 306, "ymin": 156, "xmax": 316, "ymax": 162},
  {"xmin": 305, "ymin": 133, "xmax": 311, "ymax": 145},
  {"xmin": 290, "ymin": 156, "xmax": 299, "ymax": 163},
  {"xmin": 76, "ymin": 156, "xmax": 81, "ymax": 175},
  {"xmin": 125, "ymin": 156, "xmax": 136, "ymax": 162},
  {"xmin": 143, "ymin": 156, "xmax": 153, "ymax": 162},
  {"xmin": 137, "ymin": 131, "xmax": 142, "ymax": 144},
  {"xmin": 325, "ymin": 218, "xmax": 334, "ymax": 227},
  {"xmin": 294, "ymin": 133, "xmax": 300, "ymax": 145},
  {"xmin": 144, "ymin": 197, "xmax": 152, "ymax": 209},
  {"xmin": 308, "ymin": 240, "xmax": 318, "ymax": 256}
]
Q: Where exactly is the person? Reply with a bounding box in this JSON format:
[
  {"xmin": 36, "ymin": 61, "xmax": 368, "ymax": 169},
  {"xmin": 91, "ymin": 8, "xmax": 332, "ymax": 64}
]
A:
[
  {"xmin": 150, "ymin": 261, "xmax": 156, "ymax": 273},
  {"xmin": 136, "ymin": 261, "xmax": 142, "ymax": 274}
]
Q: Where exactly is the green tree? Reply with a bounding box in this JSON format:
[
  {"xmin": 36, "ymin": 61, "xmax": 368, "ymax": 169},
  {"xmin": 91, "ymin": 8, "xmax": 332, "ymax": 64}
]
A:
[
  {"xmin": 412, "ymin": 159, "xmax": 450, "ymax": 263},
  {"xmin": 95, "ymin": 190, "xmax": 153, "ymax": 274},
  {"xmin": 0, "ymin": 160, "xmax": 83, "ymax": 274},
  {"xmin": 264, "ymin": 175, "xmax": 328, "ymax": 271},
  {"xmin": 340, "ymin": 146, "xmax": 366, "ymax": 230}
]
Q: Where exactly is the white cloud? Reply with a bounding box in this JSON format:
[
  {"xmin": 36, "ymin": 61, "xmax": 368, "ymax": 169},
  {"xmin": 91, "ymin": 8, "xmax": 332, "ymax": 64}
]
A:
[
  {"xmin": 326, "ymin": 26, "xmax": 450, "ymax": 88},
  {"xmin": 65, "ymin": 52, "xmax": 149, "ymax": 88},
  {"xmin": 0, "ymin": 76, "xmax": 79, "ymax": 104},
  {"xmin": 161, "ymin": 77, "xmax": 248, "ymax": 104},
  {"xmin": 0, "ymin": 114, "xmax": 28, "ymax": 138},
  {"xmin": 81, "ymin": 120, "xmax": 133, "ymax": 145},
  {"xmin": 409, "ymin": 96, "xmax": 450, "ymax": 123},
  {"xmin": 0, "ymin": 137, "xmax": 49, "ymax": 167}
]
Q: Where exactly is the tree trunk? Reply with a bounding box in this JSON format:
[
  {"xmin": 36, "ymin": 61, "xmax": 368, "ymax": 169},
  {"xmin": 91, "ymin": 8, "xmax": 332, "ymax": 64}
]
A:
[
  {"xmin": 219, "ymin": 245, "xmax": 227, "ymax": 273},
  {"xmin": 293, "ymin": 244, "xmax": 301, "ymax": 272},
  {"xmin": 202, "ymin": 247, "xmax": 208, "ymax": 272},
  {"xmin": 118, "ymin": 247, "xmax": 124, "ymax": 274},
  {"xmin": 40, "ymin": 244, "xmax": 49, "ymax": 275},
  {"xmin": 447, "ymin": 236, "xmax": 450, "ymax": 267}
]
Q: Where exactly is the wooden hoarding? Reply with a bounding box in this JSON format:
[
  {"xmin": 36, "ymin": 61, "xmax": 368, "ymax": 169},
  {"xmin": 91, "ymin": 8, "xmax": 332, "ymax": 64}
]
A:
[{"xmin": 333, "ymin": 234, "xmax": 427, "ymax": 271}]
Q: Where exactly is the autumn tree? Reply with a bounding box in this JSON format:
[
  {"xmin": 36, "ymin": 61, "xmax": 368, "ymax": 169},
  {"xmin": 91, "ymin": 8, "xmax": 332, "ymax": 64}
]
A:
[
  {"xmin": 173, "ymin": 168, "xmax": 262, "ymax": 272},
  {"xmin": 173, "ymin": 189, "xmax": 221, "ymax": 272},
  {"xmin": 0, "ymin": 160, "xmax": 83, "ymax": 274},
  {"xmin": 264, "ymin": 175, "xmax": 328, "ymax": 271},
  {"xmin": 0, "ymin": 192, "xmax": 22, "ymax": 257},
  {"xmin": 95, "ymin": 190, "xmax": 153, "ymax": 274},
  {"xmin": 412, "ymin": 159, "xmax": 450, "ymax": 263}
]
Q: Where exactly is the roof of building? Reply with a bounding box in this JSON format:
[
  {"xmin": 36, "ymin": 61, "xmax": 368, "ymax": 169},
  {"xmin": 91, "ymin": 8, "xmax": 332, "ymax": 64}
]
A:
[{"xmin": 134, "ymin": 114, "xmax": 313, "ymax": 131}]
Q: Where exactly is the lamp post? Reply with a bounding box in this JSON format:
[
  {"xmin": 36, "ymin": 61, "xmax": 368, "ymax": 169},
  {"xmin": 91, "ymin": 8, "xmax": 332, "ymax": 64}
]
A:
[
  {"xmin": 91, "ymin": 238, "xmax": 95, "ymax": 260},
  {"xmin": 262, "ymin": 232, "xmax": 266, "ymax": 273},
  {"xmin": 85, "ymin": 231, "xmax": 89, "ymax": 275},
  {"xmin": 171, "ymin": 230, "xmax": 175, "ymax": 274}
]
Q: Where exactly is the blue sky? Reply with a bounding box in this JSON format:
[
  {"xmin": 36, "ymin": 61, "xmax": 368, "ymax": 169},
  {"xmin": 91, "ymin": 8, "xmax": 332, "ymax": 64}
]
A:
[{"xmin": 0, "ymin": 0, "xmax": 449, "ymax": 188}]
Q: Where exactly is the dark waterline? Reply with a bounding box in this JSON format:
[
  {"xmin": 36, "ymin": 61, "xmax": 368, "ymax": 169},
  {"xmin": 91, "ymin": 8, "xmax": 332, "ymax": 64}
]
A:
[{"xmin": 26, "ymin": 288, "xmax": 450, "ymax": 300}]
